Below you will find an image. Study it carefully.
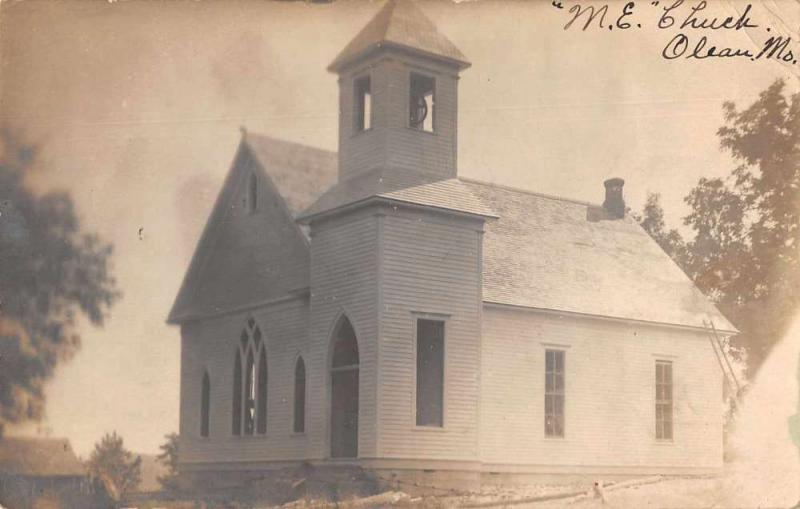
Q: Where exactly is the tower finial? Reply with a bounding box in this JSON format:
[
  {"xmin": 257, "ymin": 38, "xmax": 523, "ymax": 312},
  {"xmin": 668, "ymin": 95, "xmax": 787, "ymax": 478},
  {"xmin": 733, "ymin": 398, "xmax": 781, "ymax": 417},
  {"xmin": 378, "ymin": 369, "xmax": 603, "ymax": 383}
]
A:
[{"xmin": 239, "ymin": 125, "xmax": 248, "ymax": 139}]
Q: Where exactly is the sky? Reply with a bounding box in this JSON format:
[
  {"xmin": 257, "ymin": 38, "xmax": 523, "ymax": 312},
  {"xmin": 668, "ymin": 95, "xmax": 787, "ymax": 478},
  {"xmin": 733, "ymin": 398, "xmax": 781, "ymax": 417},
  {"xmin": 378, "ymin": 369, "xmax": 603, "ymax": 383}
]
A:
[{"xmin": 1, "ymin": 0, "xmax": 798, "ymax": 456}]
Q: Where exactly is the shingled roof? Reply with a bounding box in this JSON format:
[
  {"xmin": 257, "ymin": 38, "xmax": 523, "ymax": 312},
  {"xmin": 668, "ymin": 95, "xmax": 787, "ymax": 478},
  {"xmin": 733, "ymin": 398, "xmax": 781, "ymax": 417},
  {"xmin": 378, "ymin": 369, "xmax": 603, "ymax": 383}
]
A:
[
  {"xmin": 167, "ymin": 134, "xmax": 336, "ymax": 323},
  {"xmin": 462, "ymin": 179, "xmax": 736, "ymax": 333},
  {"xmin": 243, "ymin": 134, "xmax": 337, "ymax": 216},
  {"xmin": 171, "ymin": 130, "xmax": 734, "ymax": 332},
  {"xmin": 298, "ymin": 167, "xmax": 497, "ymax": 221},
  {"xmin": 0, "ymin": 438, "xmax": 85, "ymax": 477},
  {"xmin": 328, "ymin": 0, "xmax": 470, "ymax": 72}
]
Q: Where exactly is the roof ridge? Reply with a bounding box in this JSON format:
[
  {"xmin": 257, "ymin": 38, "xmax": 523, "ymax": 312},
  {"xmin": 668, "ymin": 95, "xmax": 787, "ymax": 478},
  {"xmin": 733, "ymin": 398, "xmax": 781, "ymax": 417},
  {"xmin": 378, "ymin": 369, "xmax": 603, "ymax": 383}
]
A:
[
  {"xmin": 459, "ymin": 176, "xmax": 602, "ymax": 208},
  {"xmin": 244, "ymin": 132, "xmax": 336, "ymax": 157},
  {"xmin": 328, "ymin": 0, "xmax": 470, "ymax": 72}
]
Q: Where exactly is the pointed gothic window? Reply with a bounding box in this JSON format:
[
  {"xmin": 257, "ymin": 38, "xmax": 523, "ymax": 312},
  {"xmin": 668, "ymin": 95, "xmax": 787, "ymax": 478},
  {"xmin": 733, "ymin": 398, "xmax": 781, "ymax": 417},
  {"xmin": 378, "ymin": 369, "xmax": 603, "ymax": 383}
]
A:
[
  {"xmin": 294, "ymin": 357, "xmax": 306, "ymax": 433},
  {"xmin": 244, "ymin": 349, "xmax": 256, "ymax": 435},
  {"xmin": 201, "ymin": 371, "xmax": 210, "ymax": 438},
  {"xmin": 409, "ymin": 73, "xmax": 435, "ymax": 132},
  {"xmin": 232, "ymin": 354, "xmax": 242, "ymax": 435},
  {"xmin": 257, "ymin": 348, "xmax": 268, "ymax": 434},
  {"xmin": 354, "ymin": 76, "xmax": 371, "ymax": 133},
  {"xmin": 233, "ymin": 321, "xmax": 268, "ymax": 436}
]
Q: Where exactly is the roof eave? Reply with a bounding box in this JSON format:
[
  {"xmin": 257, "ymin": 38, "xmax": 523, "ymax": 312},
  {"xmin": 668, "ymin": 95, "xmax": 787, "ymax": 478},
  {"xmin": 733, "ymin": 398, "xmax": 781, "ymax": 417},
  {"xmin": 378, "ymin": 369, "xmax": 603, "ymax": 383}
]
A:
[
  {"xmin": 298, "ymin": 194, "xmax": 496, "ymax": 224},
  {"xmin": 165, "ymin": 139, "xmax": 249, "ymax": 327},
  {"xmin": 168, "ymin": 289, "xmax": 311, "ymax": 325},
  {"xmin": 328, "ymin": 42, "xmax": 471, "ymax": 73},
  {"xmin": 483, "ymin": 301, "xmax": 739, "ymax": 335}
]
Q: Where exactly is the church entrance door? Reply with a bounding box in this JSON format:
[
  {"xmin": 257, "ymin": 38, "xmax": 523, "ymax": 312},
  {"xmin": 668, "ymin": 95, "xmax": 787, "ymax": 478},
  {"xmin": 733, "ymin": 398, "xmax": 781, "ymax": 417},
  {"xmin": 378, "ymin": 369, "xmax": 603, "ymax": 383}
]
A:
[{"xmin": 330, "ymin": 317, "xmax": 359, "ymax": 458}]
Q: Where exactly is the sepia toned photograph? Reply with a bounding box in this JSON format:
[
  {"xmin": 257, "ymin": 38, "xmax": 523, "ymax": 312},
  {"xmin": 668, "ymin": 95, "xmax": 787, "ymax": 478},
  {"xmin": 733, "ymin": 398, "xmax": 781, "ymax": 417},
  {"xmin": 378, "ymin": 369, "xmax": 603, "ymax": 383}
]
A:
[{"xmin": 1, "ymin": 0, "xmax": 799, "ymax": 507}]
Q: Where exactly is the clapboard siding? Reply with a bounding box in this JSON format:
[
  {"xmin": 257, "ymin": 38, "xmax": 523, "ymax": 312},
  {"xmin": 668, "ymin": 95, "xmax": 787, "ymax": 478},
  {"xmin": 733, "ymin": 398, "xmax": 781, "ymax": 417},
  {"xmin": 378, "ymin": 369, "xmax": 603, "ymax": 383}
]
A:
[
  {"xmin": 377, "ymin": 207, "xmax": 483, "ymax": 460},
  {"xmin": 338, "ymin": 52, "xmax": 459, "ymax": 182},
  {"xmin": 479, "ymin": 305, "xmax": 724, "ymax": 470},
  {"xmin": 339, "ymin": 56, "xmax": 388, "ymax": 181},
  {"xmin": 179, "ymin": 297, "xmax": 311, "ymax": 466},
  {"xmin": 174, "ymin": 1, "xmax": 728, "ymax": 474},
  {"xmin": 308, "ymin": 209, "xmax": 380, "ymax": 458},
  {"xmin": 383, "ymin": 56, "xmax": 458, "ymax": 178}
]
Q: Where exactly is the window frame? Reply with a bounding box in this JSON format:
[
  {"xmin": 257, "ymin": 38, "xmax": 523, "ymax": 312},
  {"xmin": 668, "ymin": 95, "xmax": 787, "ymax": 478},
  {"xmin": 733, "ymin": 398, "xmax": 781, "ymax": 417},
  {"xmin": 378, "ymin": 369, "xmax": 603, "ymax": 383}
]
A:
[
  {"xmin": 232, "ymin": 352, "xmax": 242, "ymax": 436},
  {"xmin": 412, "ymin": 313, "xmax": 448, "ymax": 429},
  {"xmin": 655, "ymin": 360, "xmax": 674, "ymax": 441},
  {"xmin": 353, "ymin": 74, "xmax": 372, "ymax": 134},
  {"xmin": 408, "ymin": 71, "xmax": 436, "ymax": 133},
  {"xmin": 544, "ymin": 348, "xmax": 566, "ymax": 438},
  {"xmin": 232, "ymin": 318, "xmax": 268, "ymax": 437}
]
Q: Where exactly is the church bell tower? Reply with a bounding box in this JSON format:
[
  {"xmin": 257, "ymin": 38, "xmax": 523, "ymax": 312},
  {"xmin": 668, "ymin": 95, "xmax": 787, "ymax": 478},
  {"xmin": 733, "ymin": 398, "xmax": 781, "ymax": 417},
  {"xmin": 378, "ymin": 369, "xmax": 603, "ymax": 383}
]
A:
[
  {"xmin": 328, "ymin": 0, "xmax": 471, "ymax": 182},
  {"xmin": 300, "ymin": 0, "xmax": 488, "ymax": 462}
]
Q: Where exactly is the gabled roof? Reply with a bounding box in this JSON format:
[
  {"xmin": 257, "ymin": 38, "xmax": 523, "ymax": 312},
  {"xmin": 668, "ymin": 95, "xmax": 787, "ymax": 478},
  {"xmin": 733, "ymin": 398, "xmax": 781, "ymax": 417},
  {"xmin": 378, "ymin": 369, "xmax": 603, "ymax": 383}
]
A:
[
  {"xmin": 462, "ymin": 179, "xmax": 737, "ymax": 333},
  {"xmin": 170, "ymin": 131, "xmax": 734, "ymax": 332},
  {"xmin": 243, "ymin": 134, "xmax": 337, "ymax": 216},
  {"xmin": 0, "ymin": 438, "xmax": 85, "ymax": 477},
  {"xmin": 297, "ymin": 167, "xmax": 497, "ymax": 221},
  {"xmin": 167, "ymin": 134, "xmax": 337, "ymax": 324},
  {"xmin": 328, "ymin": 0, "xmax": 470, "ymax": 72}
]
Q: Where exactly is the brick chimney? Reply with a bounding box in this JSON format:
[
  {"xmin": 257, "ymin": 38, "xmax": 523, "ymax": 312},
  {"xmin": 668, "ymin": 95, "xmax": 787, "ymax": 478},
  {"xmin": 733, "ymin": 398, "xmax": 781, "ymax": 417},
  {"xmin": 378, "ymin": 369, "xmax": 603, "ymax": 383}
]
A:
[{"xmin": 603, "ymin": 178, "xmax": 625, "ymax": 219}]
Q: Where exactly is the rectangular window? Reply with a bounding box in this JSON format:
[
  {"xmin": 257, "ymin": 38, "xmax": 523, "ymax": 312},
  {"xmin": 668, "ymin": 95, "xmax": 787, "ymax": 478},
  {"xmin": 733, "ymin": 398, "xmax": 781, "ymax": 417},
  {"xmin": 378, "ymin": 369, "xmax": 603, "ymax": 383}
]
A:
[
  {"xmin": 656, "ymin": 361, "xmax": 673, "ymax": 440},
  {"xmin": 294, "ymin": 359, "xmax": 306, "ymax": 433},
  {"xmin": 416, "ymin": 319, "xmax": 444, "ymax": 427},
  {"xmin": 201, "ymin": 372, "xmax": 210, "ymax": 438},
  {"xmin": 354, "ymin": 76, "xmax": 371, "ymax": 132},
  {"xmin": 409, "ymin": 73, "xmax": 435, "ymax": 132},
  {"xmin": 544, "ymin": 349, "xmax": 565, "ymax": 437}
]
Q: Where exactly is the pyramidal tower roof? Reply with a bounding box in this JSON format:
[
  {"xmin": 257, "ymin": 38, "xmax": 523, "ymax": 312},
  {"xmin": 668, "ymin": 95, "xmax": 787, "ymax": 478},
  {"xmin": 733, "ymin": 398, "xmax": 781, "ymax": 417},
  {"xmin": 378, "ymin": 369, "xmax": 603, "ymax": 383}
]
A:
[{"xmin": 328, "ymin": 0, "xmax": 470, "ymax": 72}]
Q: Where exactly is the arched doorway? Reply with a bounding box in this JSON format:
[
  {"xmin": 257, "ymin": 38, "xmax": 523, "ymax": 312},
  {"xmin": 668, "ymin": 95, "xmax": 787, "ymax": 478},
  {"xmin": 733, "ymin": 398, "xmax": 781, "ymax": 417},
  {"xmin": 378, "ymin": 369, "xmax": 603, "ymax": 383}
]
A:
[{"xmin": 330, "ymin": 317, "xmax": 359, "ymax": 458}]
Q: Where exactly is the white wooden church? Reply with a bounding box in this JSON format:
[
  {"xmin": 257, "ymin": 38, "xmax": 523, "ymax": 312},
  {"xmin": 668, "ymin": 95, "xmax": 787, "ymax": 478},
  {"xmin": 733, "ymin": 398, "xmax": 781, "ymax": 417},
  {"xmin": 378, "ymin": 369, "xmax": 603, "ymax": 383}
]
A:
[{"xmin": 168, "ymin": 0, "xmax": 735, "ymax": 486}]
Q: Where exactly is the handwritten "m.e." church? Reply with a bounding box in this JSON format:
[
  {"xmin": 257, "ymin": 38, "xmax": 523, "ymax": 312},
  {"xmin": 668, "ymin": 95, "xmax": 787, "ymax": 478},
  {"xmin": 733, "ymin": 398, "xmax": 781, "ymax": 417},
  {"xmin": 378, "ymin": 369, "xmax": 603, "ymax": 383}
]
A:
[{"xmin": 168, "ymin": 0, "xmax": 735, "ymax": 486}]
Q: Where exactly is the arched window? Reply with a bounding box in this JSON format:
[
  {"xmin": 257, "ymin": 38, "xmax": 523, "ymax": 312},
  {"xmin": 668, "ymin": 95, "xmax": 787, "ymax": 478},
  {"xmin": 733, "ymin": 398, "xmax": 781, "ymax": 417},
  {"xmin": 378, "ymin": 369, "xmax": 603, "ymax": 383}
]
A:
[
  {"xmin": 201, "ymin": 371, "xmax": 210, "ymax": 437},
  {"xmin": 248, "ymin": 173, "xmax": 258, "ymax": 213},
  {"xmin": 257, "ymin": 348, "xmax": 268, "ymax": 434},
  {"xmin": 332, "ymin": 318, "xmax": 359, "ymax": 368},
  {"xmin": 232, "ymin": 319, "xmax": 267, "ymax": 436},
  {"xmin": 294, "ymin": 357, "xmax": 306, "ymax": 433},
  {"xmin": 244, "ymin": 349, "xmax": 256, "ymax": 435},
  {"xmin": 232, "ymin": 354, "xmax": 242, "ymax": 435}
]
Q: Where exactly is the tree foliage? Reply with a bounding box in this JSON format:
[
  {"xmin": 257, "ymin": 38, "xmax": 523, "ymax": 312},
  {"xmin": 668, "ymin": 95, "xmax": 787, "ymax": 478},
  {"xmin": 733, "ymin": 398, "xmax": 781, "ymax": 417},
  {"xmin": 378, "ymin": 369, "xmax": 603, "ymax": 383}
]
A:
[
  {"xmin": 0, "ymin": 129, "xmax": 119, "ymax": 434},
  {"xmin": 156, "ymin": 432, "xmax": 180, "ymax": 492},
  {"xmin": 635, "ymin": 193, "xmax": 688, "ymax": 266},
  {"xmin": 638, "ymin": 79, "xmax": 799, "ymax": 376},
  {"xmin": 87, "ymin": 431, "xmax": 142, "ymax": 497}
]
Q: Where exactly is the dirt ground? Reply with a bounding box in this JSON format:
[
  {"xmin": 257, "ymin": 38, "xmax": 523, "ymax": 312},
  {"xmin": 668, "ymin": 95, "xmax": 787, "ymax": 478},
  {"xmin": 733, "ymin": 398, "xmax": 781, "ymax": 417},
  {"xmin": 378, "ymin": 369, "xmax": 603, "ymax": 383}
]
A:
[
  {"xmin": 375, "ymin": 475, "xmax": 797, "ymax": 508},
  {"xmin": 121, "ymin": 474, "xmax": 799, "ymax": 509},
  {"xmin": 455, "ymin": 476, "xmax": 797, "ymax": 509},
  {"xmin": 531, "ymin": 477, "xmax": 739, "ymax": 509}
]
